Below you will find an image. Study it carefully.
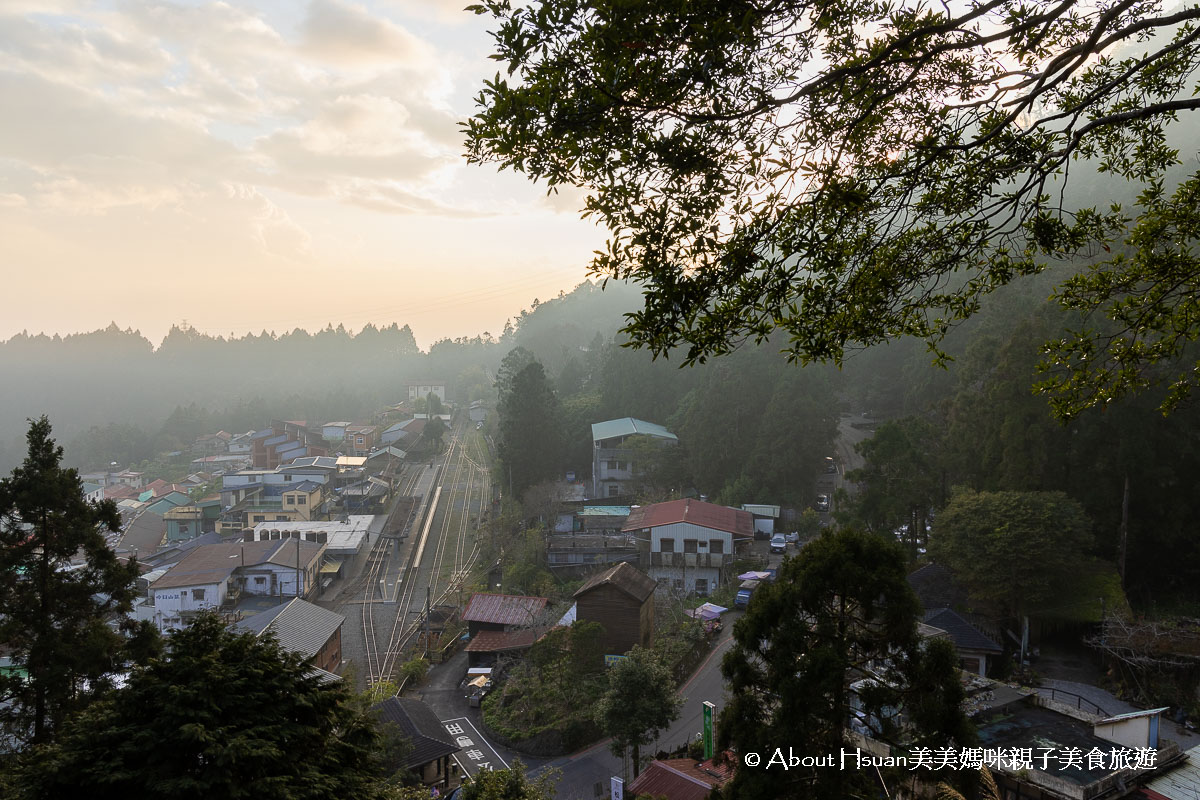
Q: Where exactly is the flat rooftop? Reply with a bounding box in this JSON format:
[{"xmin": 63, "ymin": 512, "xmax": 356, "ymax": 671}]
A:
[
  {"xmin": 975, "ymin": 703, "xmax": 1124, "ymax": 786},
  {"xmin": 250, "ymin": 515, "xmax": 373, "ymax": 555}
]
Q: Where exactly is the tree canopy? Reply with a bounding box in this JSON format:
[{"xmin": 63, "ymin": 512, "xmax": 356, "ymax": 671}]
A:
[
  {"xmin": 929, "ymin": 488, "xmax": 1095, "ymax": 622},
  {"xmin": 466, "ymin": 0, "xmax": 1200, "ymax": 417},
  {"xmin": 12, "ymin": 614, "xmax": 391, "ymax": 800},
  {"xmin": 595, "ymin": 646, "xmax": 681, "ymax": 778},
  {"xmin": 496, "ymin": 355, "xmax": 564, "ymax": 498},
  {"xmin": 717, "ymin": 528, "xmax": 971, "ymax": 799},
  {"xmin": 0, "ymin": 417, "xmax": 148, "ymax": 747}
]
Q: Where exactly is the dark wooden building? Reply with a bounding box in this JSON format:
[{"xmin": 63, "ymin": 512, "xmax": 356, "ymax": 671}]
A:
[
  {"xmin": 372, "ymin": 697, "xmax": 460, "ymax": 791},
  {"xmin": 462, "ymin": 593, "xmax": 548, "ymax": 637},
  {"xmin": 573, "ymin": 562, "xmax": 657, "ymax": 656}
]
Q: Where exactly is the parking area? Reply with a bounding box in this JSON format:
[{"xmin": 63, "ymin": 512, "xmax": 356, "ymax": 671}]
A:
[{"xmin": 440, "ymin": 716, "xmax": 509, "ymax": 778}]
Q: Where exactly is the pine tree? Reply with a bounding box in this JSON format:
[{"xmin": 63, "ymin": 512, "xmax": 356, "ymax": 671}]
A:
[
  {"xmin": 14, "ymin": 614, "xmax": 390, "ymax": 799},
  {"xmin": 0, "ymin": 416, "xmax": 143, "ymax": 747}
]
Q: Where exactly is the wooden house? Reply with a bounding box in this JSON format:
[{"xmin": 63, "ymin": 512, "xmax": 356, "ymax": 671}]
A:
[{"xmin": 573, "ymin": 562, "xmax": 657, "ymax": 656}]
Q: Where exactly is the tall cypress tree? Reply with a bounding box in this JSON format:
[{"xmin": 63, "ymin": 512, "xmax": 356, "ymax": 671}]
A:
[
  {"xmin": 497, "ymin": 361, "xmax": 563, "ymax": 498},
  {"xmin": 0, "ymin": 416, "xmax": 142, "ymax": 747}
]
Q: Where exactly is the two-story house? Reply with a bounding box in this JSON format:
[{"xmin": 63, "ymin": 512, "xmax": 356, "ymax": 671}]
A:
[
  {"xmin": 407, "ymin": 380, "xmax": 447, "ymax": 403},
  {"xmin": 144, "ymin": 538, "xmax": 324, "ymax": 630},
  {"xmin": 624, "ymin": 498, "xmax": 754, "ymax": 596},
  {"xmin": 590, "ymin": 418, "xmax": 677, "ymax": 499}
]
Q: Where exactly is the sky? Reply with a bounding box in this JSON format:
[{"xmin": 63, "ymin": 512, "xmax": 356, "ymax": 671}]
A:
[{"xmin": 0, "ymin": 0, "xmax": 606, "ymax": 349}]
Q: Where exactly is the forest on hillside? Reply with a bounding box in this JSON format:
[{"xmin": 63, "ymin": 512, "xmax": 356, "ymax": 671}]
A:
[{"xmin": 3, "ymin": 269, "xmax": 1199, "ymax": 609}]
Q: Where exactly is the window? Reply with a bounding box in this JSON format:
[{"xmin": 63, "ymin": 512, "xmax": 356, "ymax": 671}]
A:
[
  {"xmin": 695, "ymin": 578, "xmax": 709, "ymax": 596},
  {"xmin": 255, "ymin": 577, "xmax": 266, "ymax": 585},
  {"xmin": 709, "ymin": 539, "xmax": 725, "ymax": 554},
  {"xmin": 286, "ymin": 495, "xmax": 294, "ymax": 504},
  {"xmin": 296, "ymin": 495, "xmax": 306, "ymax": 505},
  {"xmin": 275, "ymin": 515, "xmax": 288, "ymax": 521},
  {"xmin": 284, "ymin": 475, "xmax": 292, "ymax": 482},
  {"xmin": 192, "ymin": 588, "xmax": 206, "ymax": 601},
  {"xmin": 660, "ymin": 538, "xmax": 675, "ymax": 553},
  {"xmin": 253, "ymin": 515, "xmax": 265, "ymax": 523},
  {"xmin": 607, "ymin": 485, "xmax": 620, "ymax": 497},
  {"xmin": 683, "ymin": 539, "xmax": 698, "ymax": 553}
]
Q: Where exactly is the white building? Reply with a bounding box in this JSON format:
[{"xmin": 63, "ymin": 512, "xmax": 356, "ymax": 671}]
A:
[
  {"xmin": 623, "ymin": 498, "xmax": 754, "ymax": 596},
  {"xmin": 407, "ymin": 380, "xmax": 447, "ymax": 403},
  {"xmin": 591, "ymin": 418, "xmax": 678, "ymax": 498},
  {"xmin": 144, "ymin": 539, "xmax": 325, "ymax": 631}
]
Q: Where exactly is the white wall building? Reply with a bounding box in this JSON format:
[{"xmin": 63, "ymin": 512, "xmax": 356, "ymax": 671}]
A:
[
  {"xmin": 145, "ymin": 539, "xmax": 325, "ymax": 631},
  {"xmin": 622, "ymin": 499, "xmax": 753, "ymax": 596}
]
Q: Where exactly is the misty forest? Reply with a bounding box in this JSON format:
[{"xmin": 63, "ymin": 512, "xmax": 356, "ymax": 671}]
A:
[
  {"xmin": 8, "ymin": 1, "xmax": 1200, "ymax": 797},
  {"xmin": 3, "ymin": 261, "xmax": 1199, "ymax": 608}
]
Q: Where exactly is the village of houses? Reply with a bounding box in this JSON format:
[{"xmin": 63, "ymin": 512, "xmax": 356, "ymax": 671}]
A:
[{"xmin": 46, "ymin": 379, "xmax": 1200, "ymax": 800}]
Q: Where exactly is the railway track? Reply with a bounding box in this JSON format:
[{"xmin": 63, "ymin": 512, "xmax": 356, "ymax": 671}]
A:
[
  {"xmin": 363, "ymin": 418, "xmax": 491, "ymax": 686},
  {"xmin": 358, "ymin": 463, "xmax": 425, "ymax": 687}
]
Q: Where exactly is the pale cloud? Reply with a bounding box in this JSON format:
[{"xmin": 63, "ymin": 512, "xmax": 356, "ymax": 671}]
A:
[
  {"xmin": 0, "ymin": 0, "xmax": 608, "ymax": 346},
  {"xmin": 300, "ymin": 0, "xmax": 431, "ymax": 65}
]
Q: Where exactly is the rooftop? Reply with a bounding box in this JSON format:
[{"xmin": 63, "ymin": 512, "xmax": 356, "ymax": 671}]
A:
[
  {"xmin": 250, "ymin": 516, "xmax": 373, "ymax": 554},
  {"xmin": 463, "ymin": 629, "xmax": 537, "ymax": 653},
  {"xmin": 150, "ymin": 539, "xmax": 324, "ymax": 590},
  {"xmin": 975, "ymin": 702, "xmax": 1139, "ymax": 786},
  {"xmin": 574, "ymin": 562, "xmax": 657, "ymax": 602},
  {"xmin": 623, "ymin": 498, "xmax": 754, "ymax": 538},
  {"xmin": 372, "ymin": 697, "xmax": 459, "ymax": 770},
  {"xmin": 591, "ymin": 417, "xmax": 678, "ymax": 443},
  {"xmin": 923, "ymin": 607, "xmax": 1002, "ymax": 654},
  {"xmin": 576, "ymin": 506, "xmax": 632, "ymax": 517},
  {"xmin": 463, "ymin": 593, "xmax": 548, "ymax": 626},
  {"xmin": 238, "ymin": 598, "xmax": 344, "ymax": 660},
  {"xmin": 628, "ymin": 757, "xmax": 732, "ymax": 800},
  {"xmin": 1143, "ymin": 744, "xmax": 1200, "ymax": 800}
]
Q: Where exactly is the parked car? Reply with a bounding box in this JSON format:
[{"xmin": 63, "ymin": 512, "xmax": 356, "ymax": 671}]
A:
[
  {"xmin": 735, "ymin": 579, "xmax": 762, "ymax": 607},
  {"xmin": 824, "ymin": 457, "xmax": 837, "ymax": 473},
  {"xmin": 770, "ymin": 534, "xmax": 787, "ymax": 554},
  {"xmin": 815, "ymin": 494, "xmax": 830, "ymax": 512}
]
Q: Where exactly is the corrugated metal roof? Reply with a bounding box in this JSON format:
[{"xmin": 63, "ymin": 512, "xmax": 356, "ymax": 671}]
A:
[
  {"xmin": 623, "ymin": 499, "xmax": 754, "ymax": 538},
  {"xmin": 463, "ymin": 593, "xmax": 547, "ymax": 626},
  {"xmin": 591, "ymin": 417, "xmax": 677, "ymax": 443},
  {"xmin": 238, "ymin": 598, "xmax": 344, "ymax": 660},
  {"xmin": 627, "ymin": 758, "xmax": 730, "ymax": 800},
  {"xmin": 1098, "ymin": 707, "xmax": 1170, "ymax": 724},
  {"xmin": 577, "ymin": 506, "xmax": 632, "ymax": 516},
  {"xmin": 464, "ymin": 629, "xmax": 537, "ymax": 652},
  {"xmin": 1143, "ymin": 746, "xmax": 1200, "ymax": 800}
]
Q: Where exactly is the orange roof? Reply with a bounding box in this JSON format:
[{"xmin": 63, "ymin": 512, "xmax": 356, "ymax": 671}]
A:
[
  {"xmin": 628, "ymin": 757, "xmax": 732, "ymax": 800},
  {"xmin": 623, "ymin": 499, "xmax": 754, "ymax": 538},
  {"xmin": 463, "ymin": 630, "xmax": 536, "ymax": 653}
]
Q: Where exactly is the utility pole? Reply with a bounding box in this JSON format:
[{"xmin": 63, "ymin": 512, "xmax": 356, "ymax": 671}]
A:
[
  {"xmin": 1118, "ymin": 472, "xmax": 1130, "ymax": 588},
  {"xmin": 295, "ymin": 536, "xmax": 301, "ymax": 598},
  {"xmin": 424, "ymin": 586, "xmax": 431, "ymax": 653}
]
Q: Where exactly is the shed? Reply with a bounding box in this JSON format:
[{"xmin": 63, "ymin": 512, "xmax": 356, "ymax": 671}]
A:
[
  {"xmin": 573, "ymin": 562, "xmax": 657, "ymax": 656},
  {"xmin": 462, "ymin": 593, "xmax": 547, "ymax": 636}
]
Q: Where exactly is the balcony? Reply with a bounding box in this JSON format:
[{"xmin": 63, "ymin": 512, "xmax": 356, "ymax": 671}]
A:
[{"xmin": 650, "ymin": 552, "xmax": 728, "ymax": 569}]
